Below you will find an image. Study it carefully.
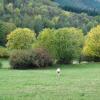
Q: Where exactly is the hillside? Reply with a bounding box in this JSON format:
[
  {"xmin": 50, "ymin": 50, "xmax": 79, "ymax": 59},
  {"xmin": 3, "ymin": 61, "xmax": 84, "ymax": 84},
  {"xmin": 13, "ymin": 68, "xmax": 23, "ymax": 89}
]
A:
[
  {"xmin": 54, "ymin": 0, "xmax": 100, "ymax": 15},
  {"xmin": 0, "ymin": 0, "xmax": 65, "ymax": 33},
  {"xmin": 0, "ymin": 0, "xmax": 99, "ymax": 44}
]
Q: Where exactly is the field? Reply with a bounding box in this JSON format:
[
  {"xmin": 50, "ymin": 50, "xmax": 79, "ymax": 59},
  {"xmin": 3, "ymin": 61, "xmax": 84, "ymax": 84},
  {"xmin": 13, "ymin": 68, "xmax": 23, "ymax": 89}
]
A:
[{"xmin": 0, "ymin": 62, "xmax": 100, "ymax": 100}]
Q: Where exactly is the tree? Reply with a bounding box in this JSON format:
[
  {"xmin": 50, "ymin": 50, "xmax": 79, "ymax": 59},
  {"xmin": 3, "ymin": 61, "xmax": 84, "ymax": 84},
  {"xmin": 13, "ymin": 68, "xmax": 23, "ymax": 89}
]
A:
[
  {"xmin": 32, "ymin": 15, "xmax": 44, "ymax": 34},
  {"xmin": 54, "ymin": 28, "xmax": 84, "ymax": 64},
  {"xmin": 0, "ymin": 21, "xmax": 16, "ymax": 46},
  {"xmin": 1, "ymin": 0, "xmax": 99, "ymax": 35},
  {"xmin": 83, "ymin": 25, "xmax": 100, "ymax": 58},
  {"xmin": 35, "ymin": 28, "xmax": 84, "ymax": 64},
  {"xmin": 6, "ymin": 28, "xmax": 36, "ymax": 49}
]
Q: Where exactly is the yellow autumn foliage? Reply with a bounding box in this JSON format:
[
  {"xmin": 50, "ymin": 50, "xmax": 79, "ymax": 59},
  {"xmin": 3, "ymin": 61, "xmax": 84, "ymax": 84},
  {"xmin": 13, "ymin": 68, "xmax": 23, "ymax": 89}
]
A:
[
  {"xmin": 6, "ymin": 28, "xmax": 36, "ymax": 49},
  {"xmin": 83, "ymin": 25, "xmax": 100, "ymax": 57}
]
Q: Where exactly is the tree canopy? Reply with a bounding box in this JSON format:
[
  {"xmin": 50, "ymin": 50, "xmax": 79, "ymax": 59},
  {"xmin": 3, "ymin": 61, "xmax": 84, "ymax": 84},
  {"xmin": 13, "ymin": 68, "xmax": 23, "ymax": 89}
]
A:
[
  {"xmin": 7, "ymin": 28, "xmax": 36, "ymax": 49},
  {"xmin": 35, "ymin": 28, "xmax": 84, "ymax": 64},
  {"xmin": 83, "ymin": 25, "xmax": 100, "ymax": 58}
]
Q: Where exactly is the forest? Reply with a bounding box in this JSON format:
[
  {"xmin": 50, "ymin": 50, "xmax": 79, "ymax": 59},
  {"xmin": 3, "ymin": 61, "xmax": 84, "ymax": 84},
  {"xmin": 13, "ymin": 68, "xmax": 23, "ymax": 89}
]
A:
[
  {"xmin": 0, "ymin": 0, "xmax": 100, "ymax": 64},
  {"xmin": 55, "ymin": 0, "xmax": 100, "ymax": 16}
]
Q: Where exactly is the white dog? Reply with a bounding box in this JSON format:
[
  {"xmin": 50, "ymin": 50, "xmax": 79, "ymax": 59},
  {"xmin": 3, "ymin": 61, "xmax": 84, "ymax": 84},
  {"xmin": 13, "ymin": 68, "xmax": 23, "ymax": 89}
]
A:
[{"xmin": 56, "ymin": 68, "xmax": 61, "ymax": 77}]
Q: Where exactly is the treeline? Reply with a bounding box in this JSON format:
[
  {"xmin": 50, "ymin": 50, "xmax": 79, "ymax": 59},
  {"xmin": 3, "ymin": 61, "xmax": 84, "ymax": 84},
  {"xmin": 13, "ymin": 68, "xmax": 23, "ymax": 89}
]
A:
[
  {"xmin": 0, "ymin": 0, "xmax": 100, "ymax": 46},
  {"xmin": 54, "ymin": 0, "xmax": 100, "ymax": 16},
  {"xmin": 62, "ymin": 6, "xmax": 100, "ymax": 16},
  {"xmin": 0, "ymin": 0, "xmax": 100, "ymax": 68},
  {"xmin": 0, "ymin": 25, "xmax": 100, "ymax": 69}
]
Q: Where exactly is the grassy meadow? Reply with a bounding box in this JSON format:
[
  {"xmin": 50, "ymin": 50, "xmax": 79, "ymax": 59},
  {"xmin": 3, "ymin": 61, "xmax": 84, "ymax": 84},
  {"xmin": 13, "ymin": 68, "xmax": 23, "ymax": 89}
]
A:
[{"xmin": 0, "ymin": 61, "xmax": 100, "ymax": 100}]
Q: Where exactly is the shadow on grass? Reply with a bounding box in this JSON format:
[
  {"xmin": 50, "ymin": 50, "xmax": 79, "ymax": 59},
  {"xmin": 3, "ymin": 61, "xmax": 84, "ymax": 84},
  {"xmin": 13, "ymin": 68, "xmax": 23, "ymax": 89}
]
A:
[{"xmin": 0, "ymin": 58, "xmax": 100, "ymax": 70}]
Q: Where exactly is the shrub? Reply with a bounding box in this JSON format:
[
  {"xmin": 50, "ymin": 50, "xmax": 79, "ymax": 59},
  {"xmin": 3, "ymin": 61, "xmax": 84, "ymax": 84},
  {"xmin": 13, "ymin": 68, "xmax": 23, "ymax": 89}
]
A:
[
  {"xmin": 0, "ymin": 47, "xmax": 9, "ymax": 58},
  {"xmin": 6, "ymin": 28, "xmax": 36, "ymax": 49},
  {"xmin": 80, "ymin": 55, "xmax": 94, "ymax": 62},
  {"xmin": 32, "ymin": 48, "xmax": 53, "ymax": 68},
  {"xmin": 10, "ymin": 48, "xmax": 53, "ymax": 69},
  {"xmin": 10, "ymin": 50, "xmax": 33, "ymax": 69},
  {"xmin": 35, "ymin": 28, "xmax": 84, "ymax": 64}
]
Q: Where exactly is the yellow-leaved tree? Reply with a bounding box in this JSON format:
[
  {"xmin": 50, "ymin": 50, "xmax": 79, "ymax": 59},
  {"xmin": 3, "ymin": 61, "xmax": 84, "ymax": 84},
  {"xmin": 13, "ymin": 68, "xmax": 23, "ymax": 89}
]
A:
[
  {"xmin": 6, "ymin": 28, "xmax": 36, "ymax": 49},
  {"xmin": 83, "ymin": 25, "xmax": 100, "ymax": 57}
]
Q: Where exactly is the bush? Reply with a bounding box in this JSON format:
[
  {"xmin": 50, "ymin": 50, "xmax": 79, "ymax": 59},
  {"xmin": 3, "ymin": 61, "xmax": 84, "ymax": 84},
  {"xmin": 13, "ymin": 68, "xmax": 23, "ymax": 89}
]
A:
[
  {"xmin": 80, "ymin": 55, "xmax": 94, "ymax": 62},
  {"xmin": 6, "ymin": 28, "xmax": 36, "ymax": 49},
  {"xmin": 10, "ymin": 50, "xmax": 33, "ymax": 69},
  {"xmin": 10, "ymin": 48, "xmax": 53, "ymax": 69},
  {"xmin": 32, "ymin": 48, "xmax": 53, "ymax": 68},
  {"xmin": 35, "ymin": 28, "xmax": 84, "ymax": 64},
  {"xmin": 0, "ymin": 47, "xmax": 9, "ymax": 58}
]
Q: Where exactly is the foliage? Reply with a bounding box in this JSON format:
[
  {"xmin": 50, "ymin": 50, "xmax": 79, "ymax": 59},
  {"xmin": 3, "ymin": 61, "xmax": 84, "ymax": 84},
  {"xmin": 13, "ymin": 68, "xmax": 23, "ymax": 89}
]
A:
[
  {"xmin": 55, "ymin": 28, "xmax": 84, "ymax": 64},
  {"xmin": 0, "ymin": 0, "xmax": 62, "ymax": 34},
  {"xmin": 32, "ymin": 48, "xmax": 53, "ymax": 68},
  {"xmin": 33, "ymin": 28, "xmax": 56, "ymax": 56},
  {"xmin": 10, "ymin": 50, "xmax": 34, "ymax": 69},
  {"xmin": 83, "ymin": 25, "xmax": 100, "ymax": 58},
  {"xmin": 6, "ymin": 28, "xmax": 36, "ymax": 49},
  {"xmin": 0, "ymin": 0, "xmax": 99, "ymax": 35},
  {"xmin": 80, "ymin": 55, "xmax": 94, "ymax": 62},
  {"xmin": 55, "ymin": 0, "xmax": 100, "ymax": 16},
  {"xmin": 0, "ymin": 21, "xmax": 16, "ymax": 46},
  {"xmin": 10, "ymin": 48, "xmax": 53, "ymax": 69},
  {"xmin": 36, "ymin": 28, "xmax": 84, "ymax": 64},
  {"xmin": 0, "ymin": 46, "xmax": 9, "ymax": 58},
  {"xmin": 54, "ymin": 13, "xmax": 99, "ymax": 35}
]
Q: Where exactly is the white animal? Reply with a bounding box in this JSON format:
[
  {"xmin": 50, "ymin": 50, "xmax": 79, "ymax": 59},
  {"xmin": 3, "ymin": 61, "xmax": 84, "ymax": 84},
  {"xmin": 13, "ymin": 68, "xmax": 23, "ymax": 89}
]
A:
[{"xmin": 56, "ymin": 68, "xmax": 61, "ymax": 76}]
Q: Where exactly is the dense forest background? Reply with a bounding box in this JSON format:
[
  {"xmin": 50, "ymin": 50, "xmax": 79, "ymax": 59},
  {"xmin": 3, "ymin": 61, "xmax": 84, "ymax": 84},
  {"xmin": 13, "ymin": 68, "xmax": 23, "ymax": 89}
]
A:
[
  {"xmin": 54, "ymin": 0, "xmax": 100, "ymax": 16},
  {"xmin": 0, "ymin": 0, "xmax": 100, "ymax": 46},
  {"xmin": 0, "ymin": 0, "xmax": 100, "ymax": 66}
]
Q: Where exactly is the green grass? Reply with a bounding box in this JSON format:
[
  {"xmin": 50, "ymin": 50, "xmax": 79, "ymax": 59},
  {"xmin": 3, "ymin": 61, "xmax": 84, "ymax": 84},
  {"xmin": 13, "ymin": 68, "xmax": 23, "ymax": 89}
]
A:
[
  {"xmin": 0, "ymin": 61, "xmax": 100, "ymax": 100},
  {"xmin": 0, "ymin": 59, "xmax": 10, "ymax": 69}
]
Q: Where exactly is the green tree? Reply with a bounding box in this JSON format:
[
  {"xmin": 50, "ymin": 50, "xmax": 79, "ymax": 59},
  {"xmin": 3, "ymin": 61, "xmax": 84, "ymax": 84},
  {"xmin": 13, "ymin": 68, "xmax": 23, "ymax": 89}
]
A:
[
  {"xmin": 6, "ymin": 28, "xmax": 36, "ymax": 49},
  {"xmin": 35, "ymin": 28, "xmax": 84, "ymax": 64},
  {"xmin": 0, "ymin": 21, "xmax": 16, "ymax": 46}
]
